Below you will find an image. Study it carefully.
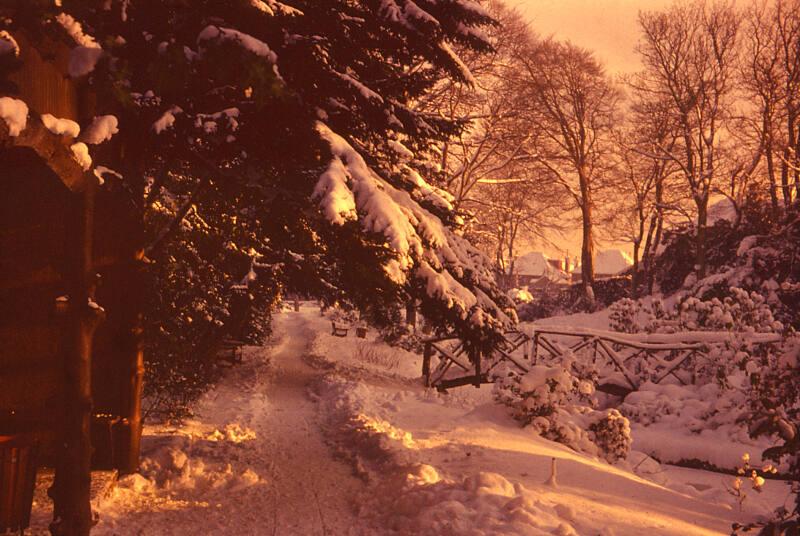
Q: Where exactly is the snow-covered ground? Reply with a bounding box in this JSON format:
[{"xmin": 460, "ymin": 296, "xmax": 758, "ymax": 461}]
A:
[{"xmin": 30, "ymin": 304, "xmax": 792, "ymax": 534}]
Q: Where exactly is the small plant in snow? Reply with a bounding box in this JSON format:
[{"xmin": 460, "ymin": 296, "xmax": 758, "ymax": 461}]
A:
[
  {"xmin": 353, "ymin": 342, "xmax": 400, "ymax": 371},
  {"xmin": 588, "ymin": 409, "xmax": 632, "ymax": 463},
  {"xmin": 726, "ymin": 453, "xmax": 774, "ymax": 512}
]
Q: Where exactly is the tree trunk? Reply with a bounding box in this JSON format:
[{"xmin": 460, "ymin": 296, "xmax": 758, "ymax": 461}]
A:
[
  {"xmin": 782, "ymin": 112, "xmax": 796, "ymax": 205},
  {"xmin": 632, "ymin": 240, "xmax": 640, "ymax": 298},
  {"xmin": 579, "ymin": 171, "xmax": 594, "ymax": 296},
  {"xmin": 50, "ymin": 179, "xmax": 101, "ymax": 536},
  {"xmin": 766, "ymin": 140, "xmax": 779, "ymax": 219},
  {"xmin": 649, "ymin": 213, "xmax": 664, "ymax": 293},
  {"xmin": 695, "ymin": 200, "xmax": 708, "ymax": 280}
]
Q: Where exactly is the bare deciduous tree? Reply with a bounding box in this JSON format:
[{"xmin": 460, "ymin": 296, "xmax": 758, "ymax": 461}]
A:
[
  {"xmin": 636, "ymin": 0, "xmax": 740, "ymax": 278},
  {"xmin": 515, "ymin": 39, "xmax": 620, "ymax": 297}
]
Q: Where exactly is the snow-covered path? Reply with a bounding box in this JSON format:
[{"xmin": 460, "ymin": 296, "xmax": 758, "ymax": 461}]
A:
[
  {"xmin": 91, "ymin": 309, "xmax": 366, "ymax": 535},
  {"xmin": 28, "ymin": 305, "xmax": 791, "ymax": 535}
]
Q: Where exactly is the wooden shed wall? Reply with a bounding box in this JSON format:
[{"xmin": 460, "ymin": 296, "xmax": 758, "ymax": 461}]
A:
[{"xmin": 8, "ymin": 33, "xmax": 80, "ymax": 121}]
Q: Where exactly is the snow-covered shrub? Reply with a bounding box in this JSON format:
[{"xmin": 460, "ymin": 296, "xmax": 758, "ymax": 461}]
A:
[
  {"xmin": 507, "ymin": 287, "xmax": 534, "ymax": 305},
  {"xmin": 143, "ymin": 194, "xmax": 279, "ymax": 420},
  {"xmin": 658, "ymin": 288, "xmax": 783, "ymax": 334},
  {"xmin": 649, "ymin": 198, "xmax": 799, "ymax": 330},
  {"xmin": 608, "ymin": 298, "xmax": 640, "ymax": 334},
  {"xmin": 588, "ymin": 409, "xmax": 632, "ymax": 462},
  {"xmin": 612, "ymin": 287, "xmax": 784, "ymax": 388},
  {"xmin": 492, "ymin": 356, "xmax": 630, "ymax": 462}
]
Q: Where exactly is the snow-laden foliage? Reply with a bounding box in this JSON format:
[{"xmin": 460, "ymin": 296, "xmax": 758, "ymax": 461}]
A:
[
  {"xmin": 609, "ymin": 285, "xmax": 799, "ymax": 497},
  {"xmin": 0, "ymin": 0, "xmax": 511, "ymax": 410},
  {"xmin": 491, "ymin": 353, "xmax": 631, "ymax": 462},
  {"xmin": 588, "ymin": 409, "xmax": 632, "ymax": 463},
  {"xmin": 608, "ymin": 298, "xmax": 639, "ymax": 334},
  {"xmin": 648, "ymin": 199, "xmax": 800, "ymax": 332}
]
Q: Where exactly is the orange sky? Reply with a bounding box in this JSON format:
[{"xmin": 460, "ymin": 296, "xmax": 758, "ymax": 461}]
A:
[{"xmin": 512, "ymin": 0, "xmax": 675, "ymax": 75}]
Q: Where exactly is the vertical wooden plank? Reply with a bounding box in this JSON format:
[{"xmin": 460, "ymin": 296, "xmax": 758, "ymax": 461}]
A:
[{"xmin": 422, "ymin": 342, "xmax": 432, "ymax": 387}]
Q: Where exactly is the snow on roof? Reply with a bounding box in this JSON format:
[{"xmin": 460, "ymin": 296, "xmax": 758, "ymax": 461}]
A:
[
  {"xmin": 595, "ymin": 249, "xmax": 632, "ymax": 275},
  {"xmin": 571, "ymin": 249, "xmax": 633, "ymax": 276},
  {"xmin": 514, "ymin": 252, "xmax": 571, "ymax": 284},
  {"xmin": 513, "ymin": 252, "xmax": 552, "ymax": 277}
]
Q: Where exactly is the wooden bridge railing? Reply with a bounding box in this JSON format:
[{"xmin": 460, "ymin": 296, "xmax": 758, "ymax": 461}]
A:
[{"xmin": 422, "ymin": 325, "xmax": 781, "ymax": 394}]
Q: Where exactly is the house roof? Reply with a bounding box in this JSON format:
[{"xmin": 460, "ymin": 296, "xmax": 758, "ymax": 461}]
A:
[
  {"xmin": 514, "ymin": 251, "xmax": 570, "ymax": 284},
  {"xmin": 514, "ymin": 252, "xmax": 554, "ymax": 277},
  {"xmin": 571, "ymin": 249, "xmax": 633, "ymax": 276}
]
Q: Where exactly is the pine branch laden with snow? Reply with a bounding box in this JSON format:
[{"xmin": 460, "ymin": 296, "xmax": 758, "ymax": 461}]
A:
[
  {"xmin": 8, "ymin": 0, "xmax": 504, "ymax": 358},
  {"xmin": 314, "ymin": 121, "xmax": 513, "ymax": 346}
]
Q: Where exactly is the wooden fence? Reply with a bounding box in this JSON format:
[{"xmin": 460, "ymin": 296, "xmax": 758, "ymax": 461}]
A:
[{"xmin": 422, "ymin": 325, "xmax": 781, "ymax": 394}]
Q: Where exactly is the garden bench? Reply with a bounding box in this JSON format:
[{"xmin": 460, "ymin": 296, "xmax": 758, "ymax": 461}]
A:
[
  {"xmin": 217, "ymin": 338, "xmax": 245, "ymax": 366},
  {"xmin": 331, "ymin": 321, "xmax": 349, "ymax": 337}
]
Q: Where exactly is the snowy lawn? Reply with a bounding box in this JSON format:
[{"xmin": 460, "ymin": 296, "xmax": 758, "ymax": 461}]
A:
[{"xmin": 306, "ymin": 308, "xmax": 793, "ymax": 535}]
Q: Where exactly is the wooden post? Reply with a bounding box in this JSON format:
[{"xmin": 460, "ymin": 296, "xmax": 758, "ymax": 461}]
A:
[
  {"xmin": 50, "ymin": 178, "xmax": 101, "ymax": 536},
  {"xmin": 422, "ymin": 342, "xmax": 432, "ymax": 387},
  {"xmin": 469, "ymin": 349, "xmax": 481, "ymax": 387},
  {"xmin": 119, "ymin": 260, "xmax": 145, "ymax": 475}
]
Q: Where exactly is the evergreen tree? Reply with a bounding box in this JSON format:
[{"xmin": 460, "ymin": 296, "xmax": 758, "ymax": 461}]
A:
[{"xmin": 1, "ymin": 0, "xmax": 515, "ymax": 414}]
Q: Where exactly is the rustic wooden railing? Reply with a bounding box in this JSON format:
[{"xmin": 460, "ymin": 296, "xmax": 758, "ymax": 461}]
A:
[
  {"xmin": 422, "ymin": 325, "xmax": 781, "ymax": 394},
  {"xmin": 530, "ymin": 326, "xmax": 782, "ymax": 395},
  {"xmin": 422, "ymin": 329, "xmax": 532, "ymax": 391}
]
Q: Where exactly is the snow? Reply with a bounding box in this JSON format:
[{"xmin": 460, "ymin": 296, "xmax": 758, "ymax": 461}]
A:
[
  {"xmin": 514, "ymin": 251, "xmax": 566, "ymax": 280},
  {"xmin": 388, "ymin": 139, "xmax": 414, "ymax": 161},
  {"xmin": 197, "ymin": 25, "xmax": 277, "ymax": 63},
  {"xmin": 55, "ymin": 13, "xmax": 103, "ymax": 77},
  {"xmin": 307, "ymin": 308, "xmax": 790, "ymax": 534},
  {"xmin": 152, "ymin": 106, "xmax": 182, "ymax": 133},
  {"xmin": 0, "ymin": 97, "xmax": 28, "ymax": 136},
  {"xmin": 379, "ymin": 0, "xmax": 440, "ymax": 30},
  {"xmin": 0, "ymin": 30, "xmax": 20, "ymax": 57},
  {"xmin": 81, "ymin": 115, "xmax": 119, "ymax": 144},
  {"xmin": 249, "ymin": 0, "xmax": 303, "ymax": 16},
  {"xmin": 41, "ymin": 113, "xmax": 80, "ymax": 138},
  {"xmin": 26, "ymin": 305, "xmax": 791, "ymax": 535},
  {"xmin": 93, "ymin": 165, "xmax": 122, "ymax": 185},
  {"xmin": 70, "ymin": 142, "xmax": 92, "ymax": 170},
  {"xmin": 707, "ymin": 197, "xmax": 737, "ymax": 225},
  {"xmin": 438, "ymin": 40, "xmax": 477, "ymax": 85},
  {"xmin": 595, "ymin": 249, "xmax": 633, "ymax": 276},
  {"xmin": 336, "ymin": 71, "xmax": 384, "ymax": 103}
]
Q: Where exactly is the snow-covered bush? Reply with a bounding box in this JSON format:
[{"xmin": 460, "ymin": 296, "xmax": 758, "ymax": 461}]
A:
[
  {"xmin": 588, "ymin": 409, "xmax": 632, "ymax": 463},
  {"xmin": 507, "ymin": 287, "xmax": 534, "ymax": 305},
  {"xmin": 492, "ymin": 355, "xmax": 630, "ymax": 462},
  {"xmin": 609, "ymin": 287, "xmax": 785, "ymax": 388},
  {"xmin": 648, "ymin": 288, "xmax": 783, "ymax": 335},
  {"xmin": 649, "ymin": 198, "xmax": 800, "ymax": 331},
  {"xmin": 608, "ymin": 298, "xmax": 640, "ymax": 334}
]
